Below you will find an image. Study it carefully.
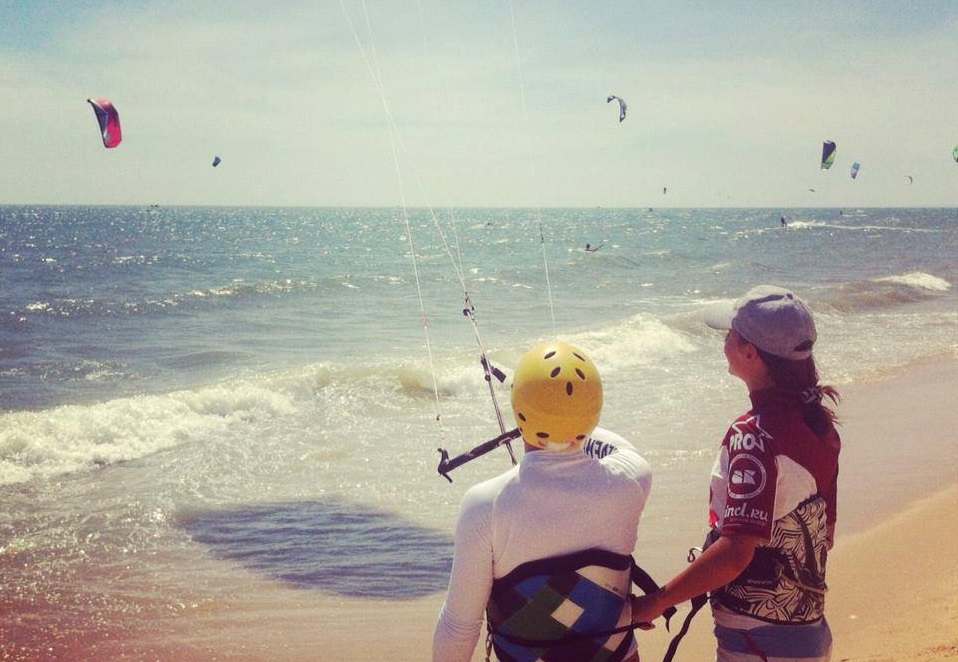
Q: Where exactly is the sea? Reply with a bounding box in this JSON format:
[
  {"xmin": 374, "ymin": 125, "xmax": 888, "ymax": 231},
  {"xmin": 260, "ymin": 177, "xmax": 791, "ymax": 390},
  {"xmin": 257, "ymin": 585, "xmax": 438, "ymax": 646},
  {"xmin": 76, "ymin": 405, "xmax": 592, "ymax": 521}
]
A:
[{"xmin": 1, "ymin": 205, "xmax": 956, "ymax": 659}]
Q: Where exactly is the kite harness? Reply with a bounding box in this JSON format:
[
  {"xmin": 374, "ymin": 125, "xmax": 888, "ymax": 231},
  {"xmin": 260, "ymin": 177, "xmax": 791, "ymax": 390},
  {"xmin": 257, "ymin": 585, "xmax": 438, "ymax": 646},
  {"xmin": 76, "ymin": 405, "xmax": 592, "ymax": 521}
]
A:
[
  {"xmin": 483, "ymin": 549, "xmax": 677, "ymax": 662},
  {"xmin": 657, "ymin": 530, "xmax": 721, "ymax": 662}
]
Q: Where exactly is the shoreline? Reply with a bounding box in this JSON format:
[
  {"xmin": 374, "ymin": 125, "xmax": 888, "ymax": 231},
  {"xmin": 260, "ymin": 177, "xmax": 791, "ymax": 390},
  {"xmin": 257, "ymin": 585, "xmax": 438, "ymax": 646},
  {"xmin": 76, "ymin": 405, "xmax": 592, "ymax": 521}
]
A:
[
  {"xmin": 6, "ymin": 355, "xmax": 956, "ymax": 661},
  {"xmin": 200, "ymin": 356, "xmax": 958, "ymax": 661},
  {"xmin": 147, "ymin": 487, "xmax": 958, "ymax": 662}
]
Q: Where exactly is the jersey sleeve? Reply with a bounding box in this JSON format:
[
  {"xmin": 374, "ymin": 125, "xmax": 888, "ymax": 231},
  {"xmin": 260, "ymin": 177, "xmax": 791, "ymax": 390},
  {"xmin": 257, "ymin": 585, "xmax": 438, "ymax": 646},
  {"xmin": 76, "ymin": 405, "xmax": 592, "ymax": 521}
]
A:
[{"xmin": 719, "ymin": 414, "xmax": 777, "ymax": 541}]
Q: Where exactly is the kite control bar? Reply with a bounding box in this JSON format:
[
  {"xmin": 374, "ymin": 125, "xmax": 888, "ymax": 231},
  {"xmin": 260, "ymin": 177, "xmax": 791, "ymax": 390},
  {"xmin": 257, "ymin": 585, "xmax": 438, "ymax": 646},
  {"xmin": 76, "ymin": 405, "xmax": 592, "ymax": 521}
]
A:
[{"xmin": 437, "ymin": 428, "xmax": 522, "ymax": 482}]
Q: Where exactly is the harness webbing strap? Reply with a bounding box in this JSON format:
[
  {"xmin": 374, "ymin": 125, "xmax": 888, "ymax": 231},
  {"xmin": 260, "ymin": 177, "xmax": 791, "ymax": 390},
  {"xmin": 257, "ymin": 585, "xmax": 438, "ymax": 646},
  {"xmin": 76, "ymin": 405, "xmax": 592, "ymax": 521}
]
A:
[
  {"xmin": 661, "ymin": 592, "xmax": 708, "ymax": 662},
  {"xmin": 630, "ymin": 561, "xmax": 677, "ymax": 630},
  {"xmin": 492, "ymin": 622, "xmax": 637, "ymax": 648}
]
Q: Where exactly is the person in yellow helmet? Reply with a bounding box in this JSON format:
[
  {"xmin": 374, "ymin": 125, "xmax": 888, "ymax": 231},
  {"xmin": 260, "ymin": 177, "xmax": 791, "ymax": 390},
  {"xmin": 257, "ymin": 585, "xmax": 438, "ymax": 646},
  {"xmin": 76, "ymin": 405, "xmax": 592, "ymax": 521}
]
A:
[{"xmin": 433, "ymin": 340, "xmax": 653, "ymax": 662}]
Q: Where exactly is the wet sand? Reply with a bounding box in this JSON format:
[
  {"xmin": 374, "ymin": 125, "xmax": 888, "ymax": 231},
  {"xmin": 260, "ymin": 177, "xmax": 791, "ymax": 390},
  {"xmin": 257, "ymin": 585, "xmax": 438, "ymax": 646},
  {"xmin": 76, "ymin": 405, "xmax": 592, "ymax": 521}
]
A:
[{"xmin": 6, "ymin": 356, "xmax": 956, "ymax": 661}]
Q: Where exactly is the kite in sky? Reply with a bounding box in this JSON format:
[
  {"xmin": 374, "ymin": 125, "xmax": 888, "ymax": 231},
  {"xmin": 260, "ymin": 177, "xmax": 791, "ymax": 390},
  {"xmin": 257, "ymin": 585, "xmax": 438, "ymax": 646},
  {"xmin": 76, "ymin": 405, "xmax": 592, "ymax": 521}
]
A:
[
  {"xmin": 87, "ymin": 97, "xmax": 122, "ymax": 148},
  {"xmin": 606, "ymin": 95, "xmax": 627, "ymax": 122},
  {"xmin": 850, "ymin": 162, "xmax": 860, "ymax": 179},
  {"xmin": 212, "ymin": 156, "xmax": 221, "ymax": 167},
  {"xmin": 953, "ymin": 145, "xmax": 958, "ymax": 163},
  {"xmin": 820, "ymin": 140, "xmax": 836, "ymax": 170}
]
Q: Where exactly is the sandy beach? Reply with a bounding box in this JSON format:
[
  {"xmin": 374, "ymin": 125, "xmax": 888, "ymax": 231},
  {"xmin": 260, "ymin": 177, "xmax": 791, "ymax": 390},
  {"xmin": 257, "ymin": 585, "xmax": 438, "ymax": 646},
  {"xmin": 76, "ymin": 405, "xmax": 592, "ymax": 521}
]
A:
[
  {"xmin": 410, "ymin": 357, "xmax": 958, "ymax": 661},
  {"xmin": 398, "ymin": 356, "xmax": 958, "ymax": 662},
  {"xmin": 193, "ymin": 489, "xmax": 958, "ymax": 662},
  {"xmin": 151, "ymin": 355, "xmax": 956, "ymax": 662},
  {"xmin": 9, "ymin": 356, "xmax": 957, "ymax": 662},
  {"xmin": 561, "ymin": 356, "xmax": 958, "ymax": 662}
]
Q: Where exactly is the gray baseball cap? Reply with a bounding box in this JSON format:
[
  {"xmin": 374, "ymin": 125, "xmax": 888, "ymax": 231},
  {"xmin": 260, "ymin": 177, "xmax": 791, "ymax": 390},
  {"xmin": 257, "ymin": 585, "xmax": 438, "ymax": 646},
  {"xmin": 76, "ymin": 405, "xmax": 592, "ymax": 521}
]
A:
[{"xmin": 703, "ymin": 285, "xmax": 817, "ymax": 360}]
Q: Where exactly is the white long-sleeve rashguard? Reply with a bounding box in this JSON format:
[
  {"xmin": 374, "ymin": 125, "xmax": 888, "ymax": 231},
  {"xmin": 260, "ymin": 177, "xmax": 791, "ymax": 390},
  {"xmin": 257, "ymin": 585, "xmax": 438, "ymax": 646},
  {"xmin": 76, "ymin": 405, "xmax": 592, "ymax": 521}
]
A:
[{"xmin": 432, "ymin": 427, "xmax": 653, "ymax": 662}]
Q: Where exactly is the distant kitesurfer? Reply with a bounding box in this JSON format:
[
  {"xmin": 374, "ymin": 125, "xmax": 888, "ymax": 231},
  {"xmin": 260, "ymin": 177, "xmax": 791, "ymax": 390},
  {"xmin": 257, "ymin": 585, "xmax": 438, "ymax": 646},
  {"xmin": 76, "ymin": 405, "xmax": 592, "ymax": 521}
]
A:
[
  {"xmin": 433, "ymin": 340, "xmax": 653, "ymax": 662},
  {"xmin": 632, "ymin": 286, "xmax": 842, "ymax": 662},
  {"xmin": 780, "ymin": 215, "xmax": 787, "ymax": 228}
]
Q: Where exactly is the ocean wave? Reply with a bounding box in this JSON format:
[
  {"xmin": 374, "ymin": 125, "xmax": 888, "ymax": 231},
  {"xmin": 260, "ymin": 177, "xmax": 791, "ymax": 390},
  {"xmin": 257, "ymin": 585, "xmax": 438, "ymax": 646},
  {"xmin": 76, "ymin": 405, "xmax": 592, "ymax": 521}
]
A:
[
  {"xmin": 0, "ymin": 380, "xmax": 299, "ymax": 486},
  {"xmin": 786, "ymin": 220, "xmax": 936, "ymax": 233},
  {"xmin": 6, "ymin": 275, "xmax": 367, "ymax": 320},
  {"xmin": 306, "ymin": 315, "xmax": 702, "ymax": 417},
  {"xmin": 874, "ymin": 272, "xmax": 951, "ymax": 292},
  {"xmin": 815, "ymin": 272, "xmax": 952, "ymax": 313},
  {"xmin": 573, "ymin": 314, "xmax": 698, "ymax": 371}
]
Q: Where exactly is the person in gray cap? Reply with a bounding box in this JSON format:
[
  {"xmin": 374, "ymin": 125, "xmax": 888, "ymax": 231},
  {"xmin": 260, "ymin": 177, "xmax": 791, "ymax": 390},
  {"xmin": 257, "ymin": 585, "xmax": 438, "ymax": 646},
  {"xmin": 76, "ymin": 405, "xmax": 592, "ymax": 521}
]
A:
[{"xmin": 632, "ymin": 285, "xmax": 842, "ymax": 662}]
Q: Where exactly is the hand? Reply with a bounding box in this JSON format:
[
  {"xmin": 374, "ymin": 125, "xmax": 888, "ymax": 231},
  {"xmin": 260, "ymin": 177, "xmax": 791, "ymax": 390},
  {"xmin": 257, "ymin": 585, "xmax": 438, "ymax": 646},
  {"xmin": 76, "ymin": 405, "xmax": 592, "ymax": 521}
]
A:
[{"xmin": 630, "ymin": 592, "xmax": 665, "ymax": 627}]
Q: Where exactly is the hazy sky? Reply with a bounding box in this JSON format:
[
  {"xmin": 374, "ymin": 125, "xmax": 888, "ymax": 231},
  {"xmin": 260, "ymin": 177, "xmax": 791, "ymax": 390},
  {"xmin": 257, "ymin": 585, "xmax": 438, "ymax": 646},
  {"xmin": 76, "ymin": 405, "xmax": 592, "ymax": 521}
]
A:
[{"xmin": 2, "ymin": 1, "xmax": 956, "ymax": 207}]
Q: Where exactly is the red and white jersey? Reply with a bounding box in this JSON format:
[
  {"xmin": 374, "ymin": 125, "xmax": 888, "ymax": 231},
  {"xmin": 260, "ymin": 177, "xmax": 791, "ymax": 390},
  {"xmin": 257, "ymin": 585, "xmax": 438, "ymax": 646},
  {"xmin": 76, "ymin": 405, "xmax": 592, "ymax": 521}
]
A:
[
  {"xmin": 709, "ymin": 388, "xmax": 838, "ymax": 538},
  {"xmin": 708, "ymin": 388, "xmax": 840, "ymax": 624}
]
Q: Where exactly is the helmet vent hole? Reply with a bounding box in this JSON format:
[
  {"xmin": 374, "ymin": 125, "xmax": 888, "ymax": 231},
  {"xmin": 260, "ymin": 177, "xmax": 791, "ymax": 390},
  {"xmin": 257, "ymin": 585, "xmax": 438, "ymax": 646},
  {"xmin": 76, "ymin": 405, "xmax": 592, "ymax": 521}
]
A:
[
  {"xmin": 536, "ymin": 431, "xmax": 549, "ymax": 439},
  {"xmin": 565, "ymin": 382, "xmax": 573, "ymax": 396},
  {"xmin": 517, "ymin": 412, "xmax": 527, "ymax": 422},
  {"xmin": 543, "ymin": 350, "xmax": 557, "ymax": 359},
  {"xmin": 575, "ymin": 368, "xmax": 586, "ymax": 380},
  {"xmin": 550, "ymin": 367, "xmax": 561, "ymax": 378}
]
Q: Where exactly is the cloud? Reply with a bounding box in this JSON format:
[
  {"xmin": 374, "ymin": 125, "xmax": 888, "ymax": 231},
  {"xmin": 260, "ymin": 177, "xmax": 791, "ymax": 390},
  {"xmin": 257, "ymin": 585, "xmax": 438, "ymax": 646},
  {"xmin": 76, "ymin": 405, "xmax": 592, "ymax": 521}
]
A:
[{"xmin": 2, "ymin": 1, "xmax": 956, "ymax": 206}]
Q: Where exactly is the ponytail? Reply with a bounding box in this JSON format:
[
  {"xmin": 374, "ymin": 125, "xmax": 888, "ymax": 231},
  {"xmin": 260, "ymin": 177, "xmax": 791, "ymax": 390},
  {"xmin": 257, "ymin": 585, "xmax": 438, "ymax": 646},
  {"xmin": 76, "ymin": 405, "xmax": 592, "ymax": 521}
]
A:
[{"xmin": 755, "ymin": 348, "xmax": 841, "ymax": 435}]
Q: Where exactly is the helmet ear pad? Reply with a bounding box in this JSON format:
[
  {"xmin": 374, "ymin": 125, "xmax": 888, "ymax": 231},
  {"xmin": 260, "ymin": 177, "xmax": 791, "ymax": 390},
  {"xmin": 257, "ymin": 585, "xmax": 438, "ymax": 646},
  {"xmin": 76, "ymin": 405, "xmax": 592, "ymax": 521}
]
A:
[{"xmin": 510, "ymin": 341, "xmax": 603, "ymax": 450}]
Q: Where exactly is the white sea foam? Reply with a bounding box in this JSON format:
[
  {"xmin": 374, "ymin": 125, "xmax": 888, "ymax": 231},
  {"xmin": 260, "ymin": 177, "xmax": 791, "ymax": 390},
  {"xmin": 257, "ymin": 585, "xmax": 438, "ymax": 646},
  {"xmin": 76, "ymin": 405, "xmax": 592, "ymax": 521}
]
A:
[
  {"xmin": 0, "ymin": 381, "xmax": 299, "ymax": 486},
  {"xmin": 787, "ymin": 220, "xmax": 936, "ymax": 233},
  {"xmin": 875, "ymin": 271, "xmax": 951, "ymax": 292}
]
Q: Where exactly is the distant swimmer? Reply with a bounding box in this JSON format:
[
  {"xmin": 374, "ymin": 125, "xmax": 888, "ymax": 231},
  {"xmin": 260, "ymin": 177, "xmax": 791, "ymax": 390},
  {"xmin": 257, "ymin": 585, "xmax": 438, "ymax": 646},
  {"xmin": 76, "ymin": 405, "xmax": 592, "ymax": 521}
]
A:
[
  {"xmin": 780, "ymin": 215, "xmax": 787, "ymax": 228},
  {"xmin": 585, "ymin": 243, "xmax": 603, "ymax": 252}
]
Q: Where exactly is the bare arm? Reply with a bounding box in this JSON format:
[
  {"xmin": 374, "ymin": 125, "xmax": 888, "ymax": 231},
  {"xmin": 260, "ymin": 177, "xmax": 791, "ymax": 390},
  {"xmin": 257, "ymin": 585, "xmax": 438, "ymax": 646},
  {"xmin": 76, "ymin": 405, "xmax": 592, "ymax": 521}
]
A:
[{"xmin": 631, "ymin": 533, "xmax": 761, "ymax": 624}]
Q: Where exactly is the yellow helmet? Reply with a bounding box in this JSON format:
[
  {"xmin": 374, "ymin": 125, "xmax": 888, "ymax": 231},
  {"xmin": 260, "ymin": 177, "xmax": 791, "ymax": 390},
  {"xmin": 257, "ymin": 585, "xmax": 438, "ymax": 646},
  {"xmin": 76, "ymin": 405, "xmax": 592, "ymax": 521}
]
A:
[{"xmin": 510, "ymin": 340, "xmax": 603, "ymax": 451}]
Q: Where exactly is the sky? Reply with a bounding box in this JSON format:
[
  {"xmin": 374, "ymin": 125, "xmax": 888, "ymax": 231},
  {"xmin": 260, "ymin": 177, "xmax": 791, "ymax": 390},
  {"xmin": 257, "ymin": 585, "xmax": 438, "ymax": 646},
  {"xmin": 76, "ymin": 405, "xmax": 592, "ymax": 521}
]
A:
[{"xmin": 2, "ymin": 0, "xmax": 956, "ymax": 208}]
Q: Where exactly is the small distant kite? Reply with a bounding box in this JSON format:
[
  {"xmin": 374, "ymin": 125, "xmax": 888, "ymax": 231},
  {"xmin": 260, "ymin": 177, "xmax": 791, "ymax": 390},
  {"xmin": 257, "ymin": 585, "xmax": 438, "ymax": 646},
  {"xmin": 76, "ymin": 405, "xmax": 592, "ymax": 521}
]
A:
[
  {"xmin": 850, "ymin": 162, "xmax": 860, "ymax": 179},
  {"xmin": 662, "ymin": 186, "xmax": 667, "ymax": 195},
  {"xmin": 87, "ymin": 97, "xmax": 122, "ymax": 148},
  {"xmin": 212, "ymin": 156, "xmax": 221, "ymax": 167},
  {"xmin": 606, "ymin": 95, "xmax": 627, "ymax": 122},
  {"xmin": 820, "ymin": 140, "xmax": 836, "ymax": 170},
  {"xmin": 905, "ymin": 175, "xmax": 914, "ymax": 184},
  {"xmin": 953, "ymin": 145, "xmax": 958, "ymax": 163}
]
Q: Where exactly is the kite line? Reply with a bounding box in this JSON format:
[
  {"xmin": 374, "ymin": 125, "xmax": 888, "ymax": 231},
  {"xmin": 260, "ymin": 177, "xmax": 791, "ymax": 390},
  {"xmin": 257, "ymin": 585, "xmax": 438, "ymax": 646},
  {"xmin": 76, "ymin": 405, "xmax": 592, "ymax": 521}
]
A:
[
  {"xmin": 507, "ymin": 0, "xmax": 558, "ymax": 339},
  {"xmin": 339, "ymin": 0, "xmax": 562, "ymax": 479}
]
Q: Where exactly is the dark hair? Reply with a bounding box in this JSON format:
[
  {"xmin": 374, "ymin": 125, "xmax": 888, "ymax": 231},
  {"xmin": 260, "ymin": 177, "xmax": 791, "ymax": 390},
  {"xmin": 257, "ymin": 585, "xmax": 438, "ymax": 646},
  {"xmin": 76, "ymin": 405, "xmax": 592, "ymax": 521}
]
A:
[{"xmin": 742, "ymin": 340, "xmax": 841, "ymax": 435}]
